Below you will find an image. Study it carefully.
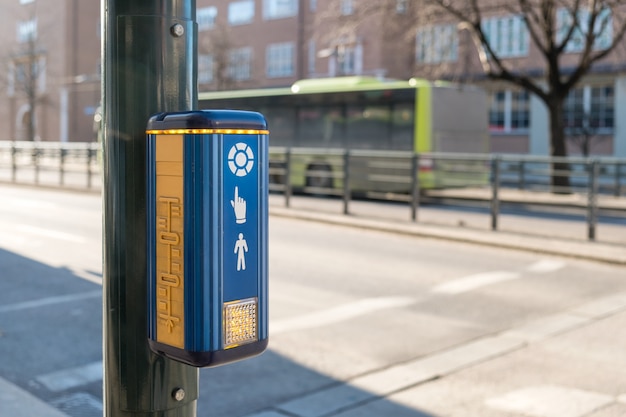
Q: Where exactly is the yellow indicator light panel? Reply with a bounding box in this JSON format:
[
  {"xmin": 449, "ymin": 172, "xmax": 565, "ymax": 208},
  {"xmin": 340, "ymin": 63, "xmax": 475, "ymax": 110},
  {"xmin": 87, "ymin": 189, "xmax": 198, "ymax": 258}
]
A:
[
  {"xmin": 224, "ymin": 298, "xmax": 258, "ymax": 349},
  {"xmin": 146, "ymin": 128, "xmax": 269, "ymax": 135},
  {"xmin": 155, "ymin": 134, "xmax": 185, "ymax": 348}
]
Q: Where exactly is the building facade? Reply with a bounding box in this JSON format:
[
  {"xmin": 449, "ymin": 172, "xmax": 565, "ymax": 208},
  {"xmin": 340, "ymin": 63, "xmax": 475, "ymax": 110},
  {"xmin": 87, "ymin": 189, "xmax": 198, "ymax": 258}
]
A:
[
  {"xmin": 196, "ymin": 0, "xmax": 626, "ymax": 158},
  {"xmin": 0, "ymin": 0, "xmax": 100, "ymax": 143},
  {"xmin": 1, "ymin": 0, "xmax": 625, "ymax": 158}
]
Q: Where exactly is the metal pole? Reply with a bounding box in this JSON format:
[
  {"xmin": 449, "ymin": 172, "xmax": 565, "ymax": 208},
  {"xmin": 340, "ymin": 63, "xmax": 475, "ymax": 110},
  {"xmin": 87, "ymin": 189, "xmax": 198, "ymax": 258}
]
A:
[
  {"xmin": 491, "ymin": 156, "xmax": 500, "ymax": 231},
  {"xmin": 587, "ymin": 159, "xmax": 599, "ymax": 241},
  {"xmin": 102, "ymin": 1, "xmax": 198, "ymax": 416}
]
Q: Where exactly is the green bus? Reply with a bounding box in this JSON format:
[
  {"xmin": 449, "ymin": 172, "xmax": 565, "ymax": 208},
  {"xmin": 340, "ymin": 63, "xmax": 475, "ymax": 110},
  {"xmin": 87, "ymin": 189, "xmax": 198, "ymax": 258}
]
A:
[{"xmin": 198, "ymin": 76, "xmax": 489, "ymax": 193}]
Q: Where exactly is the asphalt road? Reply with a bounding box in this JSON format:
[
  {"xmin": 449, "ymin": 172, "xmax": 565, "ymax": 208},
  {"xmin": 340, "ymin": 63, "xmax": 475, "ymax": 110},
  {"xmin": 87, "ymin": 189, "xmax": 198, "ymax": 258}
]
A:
[{"xmin": 1, "ymin": 184, "xmax": 626, "ymax": 417}]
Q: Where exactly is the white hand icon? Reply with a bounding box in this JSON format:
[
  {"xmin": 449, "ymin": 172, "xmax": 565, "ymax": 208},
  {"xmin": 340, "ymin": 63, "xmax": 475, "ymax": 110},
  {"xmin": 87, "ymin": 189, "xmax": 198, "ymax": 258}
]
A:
[{"xmin": 231, "ymin": 186, "xmax": 246, "ymax": 224}]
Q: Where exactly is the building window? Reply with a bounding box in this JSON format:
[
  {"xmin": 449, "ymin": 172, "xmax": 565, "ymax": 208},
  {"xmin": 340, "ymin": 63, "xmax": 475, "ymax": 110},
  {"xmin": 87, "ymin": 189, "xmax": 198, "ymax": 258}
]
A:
[
  {"xmin": 557, "ymin": 7, "xmax": 612, "ymax": 52},
  {"xmin": 340, "ymin": 0, "xmax": 353, "ymax": 15},
  {"xmin": 17, "ymin": 18, "xmax": 37, "ymax": 43},
  {"xmin": 416, "ymin": 24, "xmax": 458, "ymax": 64},
  {"xmin": 228, "ymin": 0, "xmax": 254, "ymax": 25},
  {"xmin": 198, "ymin": 7, "xmax": 217, "ymax": 31},
  {"xmin": 266, "ymin": 42, "xmax": 294, "ymax": 77},
  {"xmin": 228, "ymin": 47, "xmax": 252, "ymax": 80},
  {"xmin": 590, "ymin": 86, "xmax": 614, "ymax": 129},
  {"xmin": 264, "ymin": 0, "xmax": 297, "ymax": 20},
  {"xmin": 481, "ymin": 15, "xmax": 529, "ymax": 58},
  {"xmin": 396, "ymin": 0, "xmax": 408, "ymax": 14},
  {"xmin": 489, "ymin": 90, "xmax": 530, "ymax": 132},
  {"xmin": 198, "ymin": 54, "xmax": 214, "ymax": 84},
  {"xmin": 511, "ymin": 91, "xmax": 530, "ymax": 129},
  {"xmin": 564, "ymin": 85, "xmax": 614, "ymax": 132},
  {"xmin": 8, "ymin": 56, "xmax": 46, "ymax": 97},
  {"xmin": 310, "ymin": 0, "xmax": 317, "ymax": 12},
  {"xmin": 329, "ymin": 43, "xmax": 362, "ymax": 76}
]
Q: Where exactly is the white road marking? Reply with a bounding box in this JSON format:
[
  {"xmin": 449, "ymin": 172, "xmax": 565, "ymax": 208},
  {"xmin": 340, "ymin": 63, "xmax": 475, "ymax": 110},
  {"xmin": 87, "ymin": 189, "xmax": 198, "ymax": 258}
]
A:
[
  {"xmin": 36, "ymin": 361, "xmax": 103, "ymax": 392},
  {"xmin": 16, "ymin": 224, "xmax": 86, "ymax": 243},
  {"xmin": 270, "ymin": 296, "xmax": 416, "ymax": 336},
  {"xmin": 432, "ymin": 259, "xmax": 566, "ymax": 295},
  {"xmin": 485, "ymin": 385, "xmax": 613, "ymax": 417},
  {"xmin": 526, "ymin": 259, "xmax": 566, "ymax": 273},
  {"xmin": 431, "ymin": 271, "xmax": 520, "ymax": 295},
  {"xmin": 0, "ymin": 291, "xmax": 101, "ymax": 314}
]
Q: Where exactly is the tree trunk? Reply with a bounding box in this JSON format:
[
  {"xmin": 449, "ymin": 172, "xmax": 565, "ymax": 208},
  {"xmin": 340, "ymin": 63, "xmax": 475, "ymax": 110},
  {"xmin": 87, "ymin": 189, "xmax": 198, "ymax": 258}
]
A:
[{"xmin": 548, "ymin": 98, "xmax": 571, "ymax": 193}]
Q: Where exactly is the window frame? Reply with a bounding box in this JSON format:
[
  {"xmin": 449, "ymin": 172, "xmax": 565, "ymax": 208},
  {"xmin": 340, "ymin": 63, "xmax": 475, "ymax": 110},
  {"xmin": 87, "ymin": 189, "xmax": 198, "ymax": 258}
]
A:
[{"xmin": 228, "ymin": 0, "xmax": 255, "ymax": 26}]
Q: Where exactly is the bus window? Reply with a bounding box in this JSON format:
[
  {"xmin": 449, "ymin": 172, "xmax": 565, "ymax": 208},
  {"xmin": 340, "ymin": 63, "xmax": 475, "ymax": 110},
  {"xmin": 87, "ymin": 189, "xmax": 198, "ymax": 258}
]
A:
[
  {"xmin": 391, "ymin": 103, "xmax": 414, "ymax": 151},
  {"xmin": 261, "ymin": 107, "xmax": 296, "ymax": 147},
  {"xmin": 346, "ymin": 105, "xmax": 391, "ymax": 150},
  {"xmin": 298, "ymin": 106, "xmax": 344, "ymax": 148}
]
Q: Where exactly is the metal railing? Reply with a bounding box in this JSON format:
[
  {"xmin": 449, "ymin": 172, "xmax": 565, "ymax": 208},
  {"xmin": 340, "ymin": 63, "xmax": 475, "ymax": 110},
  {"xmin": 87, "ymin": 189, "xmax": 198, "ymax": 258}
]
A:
[
  {"xmin": 0, "ymin": 141, "xmax": 101, "ymax": 190},
  {"xmin": 1, "ymin": 141, "xmax": 625, "ymax": 241},
  {"xmin": 269, "ymin": 148, "xmax": 626, "ymax": 241}
]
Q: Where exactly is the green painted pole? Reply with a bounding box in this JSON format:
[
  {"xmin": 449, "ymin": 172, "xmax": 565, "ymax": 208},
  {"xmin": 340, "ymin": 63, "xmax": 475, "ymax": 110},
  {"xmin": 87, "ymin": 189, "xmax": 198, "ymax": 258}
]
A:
[{"xmin": 101, "ymin": 1, "xmax": 198, "ymax": 416}]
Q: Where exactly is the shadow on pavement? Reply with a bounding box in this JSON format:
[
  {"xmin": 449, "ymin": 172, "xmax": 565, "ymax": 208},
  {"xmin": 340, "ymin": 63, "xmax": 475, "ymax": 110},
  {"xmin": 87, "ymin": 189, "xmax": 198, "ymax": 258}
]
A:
[
  {"xmin": 199, "ymin": 350, "xmax": 438, "ymax": 417},
  {"xmin": 0, "ymin": 247, "xmax": 103, "ymax": 417},
  {"xmin": 0, "ymin": 246, "xmax": 437, "ymax": 417}
]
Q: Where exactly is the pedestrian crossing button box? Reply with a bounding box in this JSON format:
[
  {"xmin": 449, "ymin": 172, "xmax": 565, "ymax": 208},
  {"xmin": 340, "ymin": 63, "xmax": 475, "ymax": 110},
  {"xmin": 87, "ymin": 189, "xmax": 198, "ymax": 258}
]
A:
[{"xmin": 146, "ymin": 110, "xmax": 269, "ymax": 367}]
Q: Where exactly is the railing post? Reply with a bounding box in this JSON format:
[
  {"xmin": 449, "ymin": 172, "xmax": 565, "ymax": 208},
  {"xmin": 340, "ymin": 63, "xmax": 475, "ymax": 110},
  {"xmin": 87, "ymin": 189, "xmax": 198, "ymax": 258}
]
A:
[
  {"xmin": 343, "ymin": 150, "xmax": 351, "ymax": 215},
  {"xmin": 411, "ymin": 153, "xmax": 420, "ymax": 222},
  {"xmin": 34, "ymin": 147, "xmax": 40, "ymax": 185},
  {"xmin": 87, "ymin": 147, "xmax": 94, "ymax": 189},
  {"xmin": 587, "ymin": 159, "xmax": 599, "ymax": 241},
  {"xmin": 519, "ymin": 160, "xmax": 526, "ymax": 190},
  {"xmin": 285, "ymin": 148, "xmax": 292, "ymax": 208},
  {"xmin": 11, "ymin": 143, "xmax": 17, "ymax": 183},
  {"xmin": 615, "ymin": 162, "xmax": 622, "ymax": 197},
  {"xmin": 59, "ymin": 148, "xmax": 66, "ymax": 186},
  {"xmin": 491, "ymin": 155, "xmax": 501, "ymax": 231}
]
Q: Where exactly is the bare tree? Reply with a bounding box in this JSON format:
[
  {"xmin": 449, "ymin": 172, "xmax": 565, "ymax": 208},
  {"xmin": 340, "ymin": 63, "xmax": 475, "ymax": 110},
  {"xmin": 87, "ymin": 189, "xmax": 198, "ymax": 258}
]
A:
[
  {"xmin": 425, "ymin": 0, "xmax": 626, "ymax": 190},
  {"xmin": 0, "ymin": 3, "xmax": 48, "ymax": 142},
  {"xmin": 198, "ymin": 22, "xmax": 237, "ymax": 91}
]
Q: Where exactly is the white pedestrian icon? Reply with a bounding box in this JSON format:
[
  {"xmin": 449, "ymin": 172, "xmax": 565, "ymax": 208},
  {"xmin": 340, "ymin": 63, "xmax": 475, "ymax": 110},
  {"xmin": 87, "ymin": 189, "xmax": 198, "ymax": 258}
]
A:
[
  {"xmin": 230, "ymin": 186, "xmax": 246, "ymax": 224},
  {"xmin": 234, "ymin": 233, "xmax": 248, "ymax": 271}
]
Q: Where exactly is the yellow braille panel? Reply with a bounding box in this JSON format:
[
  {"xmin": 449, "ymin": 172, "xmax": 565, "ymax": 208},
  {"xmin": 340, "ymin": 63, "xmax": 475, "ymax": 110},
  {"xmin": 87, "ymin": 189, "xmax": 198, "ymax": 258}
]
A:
[{"xmin": 155, "ymin": 134, "xmax": 185, "ymax": 348}]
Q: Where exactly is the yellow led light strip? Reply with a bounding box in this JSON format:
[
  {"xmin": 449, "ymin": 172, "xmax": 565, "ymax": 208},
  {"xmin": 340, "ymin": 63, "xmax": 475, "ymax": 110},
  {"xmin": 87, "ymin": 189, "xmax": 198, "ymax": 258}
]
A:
[{"xmin": 146, "ymin": 128, "xmax": 269, "ymax": 135}]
